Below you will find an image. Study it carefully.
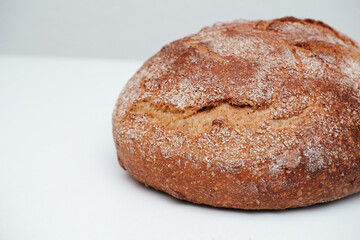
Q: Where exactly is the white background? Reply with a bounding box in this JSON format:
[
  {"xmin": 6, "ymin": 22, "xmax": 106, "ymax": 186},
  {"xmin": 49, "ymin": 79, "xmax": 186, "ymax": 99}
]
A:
[
  {"xmin": 0, "ymin": 0, "xmax": 359, "ymax": 60},
  {"xmin": 1, "ymin": 1, "xmax": 360, "ymax": 239}
]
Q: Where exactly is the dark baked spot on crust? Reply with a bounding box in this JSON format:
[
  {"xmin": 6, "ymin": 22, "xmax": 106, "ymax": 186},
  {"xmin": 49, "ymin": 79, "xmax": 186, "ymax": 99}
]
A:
[{"xmin": 212, "ymin": 119, "xmax": 223, "ymax": 126}]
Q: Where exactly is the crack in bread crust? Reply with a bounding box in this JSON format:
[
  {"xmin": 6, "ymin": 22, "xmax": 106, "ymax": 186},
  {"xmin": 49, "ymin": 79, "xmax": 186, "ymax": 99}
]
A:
[
  {"xmin": 130, "ymin": 100, "xmax": 312, "ymax": 134},
  {"xmin": 181, "ymin": 38, "xmax": 225, "ymax": 62}
]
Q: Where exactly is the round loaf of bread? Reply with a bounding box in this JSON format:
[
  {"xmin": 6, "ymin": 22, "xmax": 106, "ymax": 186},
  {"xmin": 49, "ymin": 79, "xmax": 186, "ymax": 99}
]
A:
[{"xmin": 113, "ymin": 17, "xmax": 360, "ymax": 209}]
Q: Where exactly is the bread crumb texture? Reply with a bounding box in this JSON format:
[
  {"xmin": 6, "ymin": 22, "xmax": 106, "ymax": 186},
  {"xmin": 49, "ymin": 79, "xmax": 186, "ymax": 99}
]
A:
[{"xmin": 113, "ymin": 17, "xmax": 360, "ymax": 209}]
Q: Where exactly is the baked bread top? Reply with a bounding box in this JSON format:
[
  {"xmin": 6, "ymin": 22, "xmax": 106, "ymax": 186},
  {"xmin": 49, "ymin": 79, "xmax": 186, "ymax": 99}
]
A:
[{"xmin": 113, "ymin": 17, "xmax": 360, "ymax": 209}]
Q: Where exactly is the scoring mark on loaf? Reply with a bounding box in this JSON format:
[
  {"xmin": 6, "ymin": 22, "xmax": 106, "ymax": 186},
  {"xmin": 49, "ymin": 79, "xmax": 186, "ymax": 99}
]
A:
[
  {"xmin": 129, "ymin": 99, "xmax": 313, "ymax": 134},
  {"xmin": 181, "ymin": 38, "xmax": 225, "ymax": 62}
]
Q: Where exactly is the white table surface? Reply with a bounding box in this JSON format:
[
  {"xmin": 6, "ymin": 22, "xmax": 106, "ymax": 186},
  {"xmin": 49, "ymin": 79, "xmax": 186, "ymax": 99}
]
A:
[{"xmin": 0, "ymin": 55, "xmax": 359, "ymax": 240}]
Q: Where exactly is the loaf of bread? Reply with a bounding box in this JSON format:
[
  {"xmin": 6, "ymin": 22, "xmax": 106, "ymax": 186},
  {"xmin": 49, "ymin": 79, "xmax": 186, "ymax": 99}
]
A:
[{"xmin": 113, "ymin": 17, "xmax": 360, "ymax": 209}]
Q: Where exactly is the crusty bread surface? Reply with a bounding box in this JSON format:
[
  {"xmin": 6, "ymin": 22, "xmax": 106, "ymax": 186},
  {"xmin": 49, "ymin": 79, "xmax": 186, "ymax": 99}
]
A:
[{"xmin": 113, "ymin": 17, "xmax": 360, "ymax": 209}]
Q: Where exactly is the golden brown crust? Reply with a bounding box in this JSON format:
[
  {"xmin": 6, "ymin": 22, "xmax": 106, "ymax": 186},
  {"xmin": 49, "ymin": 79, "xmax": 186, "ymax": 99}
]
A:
[{"xmin": 113, "ymin": 17, "xmax": 360, "ymax": 209}]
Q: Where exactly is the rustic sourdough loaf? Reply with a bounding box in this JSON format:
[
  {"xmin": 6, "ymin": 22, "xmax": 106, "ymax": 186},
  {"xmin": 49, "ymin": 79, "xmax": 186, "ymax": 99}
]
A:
[{"xmin": 113, "ymin": 17, "xmax": 360, "ymax": 209}]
